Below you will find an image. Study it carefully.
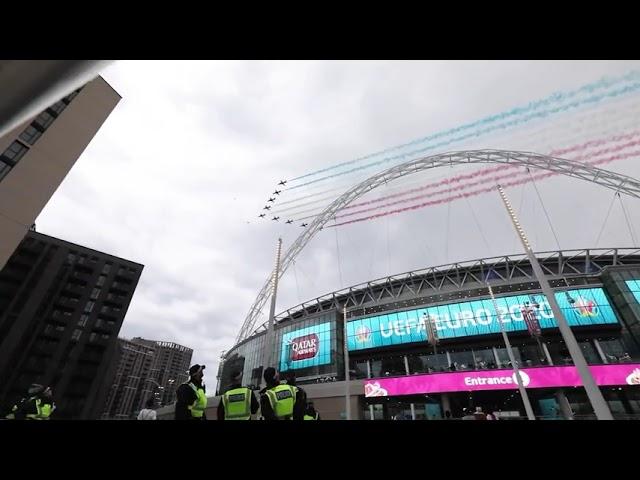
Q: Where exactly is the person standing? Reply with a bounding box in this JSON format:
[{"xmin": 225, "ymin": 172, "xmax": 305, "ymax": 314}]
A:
[
  {"xmin": 137, "ymin": 397, "xmax": 157, "ymax": 420},
  {"xmin": 260, "ymin": 367, "xmax": 300, "ymax": 420},
  {"xmin": 175, "ymin": 364, "xmax": 207, "ymax": 420},
  {"xmin": 218, "ymin": 370, "xmax": 259, "ymax": 420},
  {"xmin": 5, "ymin": 384, "xmax": 55, "ymax": 420}
]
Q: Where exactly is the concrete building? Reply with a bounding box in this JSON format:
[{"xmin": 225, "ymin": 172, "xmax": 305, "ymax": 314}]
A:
[
  {"xmin": 0, "ymin": 230, "xmax": 143, "ymax": 419},
  {"xmin": 0, "ymin": 76, "xmax": 120, "ymax": 271},
  {"xmin": 101, "ymin": 337, "xmax": 192, "ymax": 419}
]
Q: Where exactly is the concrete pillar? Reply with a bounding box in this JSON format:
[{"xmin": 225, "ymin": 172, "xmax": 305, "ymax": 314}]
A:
[
  {"xmin": 593, "ymin": 339, "xmax": 608, "ymax": 364},
  {"xmin": 555, "ymin": 389, "xmax": 574, "ymax": 420},
  {"xmin": 542, "ymin": 342, "xmax": 553, "ymax": 365},
  {"xmin": 441, "ymin": 393, "xmax": 451, "ymax": 416}
]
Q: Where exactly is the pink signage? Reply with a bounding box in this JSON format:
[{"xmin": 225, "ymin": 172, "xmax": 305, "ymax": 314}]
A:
[{"xmin": 364, "ymin": 363, "xmax": 640, "ymax": 397}]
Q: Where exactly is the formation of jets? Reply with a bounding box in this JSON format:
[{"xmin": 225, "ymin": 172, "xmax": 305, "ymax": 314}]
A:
[{"xmin": 258, "ymin": 181, "xmax": 306, "ymax": 224}]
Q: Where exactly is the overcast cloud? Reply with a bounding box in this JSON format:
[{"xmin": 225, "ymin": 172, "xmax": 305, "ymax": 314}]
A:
[{"xmin": 34, "ymin": 60, "xmax": 640, "ymax": 387}]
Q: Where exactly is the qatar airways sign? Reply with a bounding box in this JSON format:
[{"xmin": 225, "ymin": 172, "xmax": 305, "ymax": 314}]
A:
[
  {"xmin": 364, "ymin": 364, "xmax": 640, "ymax": 397},
  {"xmin": 279, "ymin": 322, "xmax": 331, "ymax": 371},
  {"xmin": 289, "ymin": 334, "xmax": 319, "ymax": 361},
  {"xmin": 347, "ymin": 287, "xmax": 618, "ymax": 351}
]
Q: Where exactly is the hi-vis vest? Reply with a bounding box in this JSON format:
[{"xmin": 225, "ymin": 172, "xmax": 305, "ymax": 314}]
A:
[
  {"xmin": 303, "ymin": 412, "xmax": 319, "ymax": 420},
  {"xmin": 187, "ymin": 383, "xmax": 207, "ymax": 418},
  {"xmin": 265, "ymin": 384, "xmax": 297, "ymax": 420},
  {"xmin": 6, "ymin": 398, "xmax": 54, "ymax": 420},
  {"xmin": 222, "ymin": 387, "xmax": 252, "ymax": 420}
]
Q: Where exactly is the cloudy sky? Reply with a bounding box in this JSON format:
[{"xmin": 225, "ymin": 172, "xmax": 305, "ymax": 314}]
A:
[{"xmin": 35, "ymin": 60, "xmax": 640, "ymax": 387}]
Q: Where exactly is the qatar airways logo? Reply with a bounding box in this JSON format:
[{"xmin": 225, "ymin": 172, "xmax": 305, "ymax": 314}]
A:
[
  {"xmin": 464, "ymin": 371, "xmax": 531, "ymax": 387},
  {"xmin": 287, "ymin": 334, "xmax": 319, "ymax": 361}
]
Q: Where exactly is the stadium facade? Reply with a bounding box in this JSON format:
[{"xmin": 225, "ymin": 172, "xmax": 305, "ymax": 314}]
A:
[{"xmin": 216, "ymin": 248, "xmax": 640, "ymax": 420}]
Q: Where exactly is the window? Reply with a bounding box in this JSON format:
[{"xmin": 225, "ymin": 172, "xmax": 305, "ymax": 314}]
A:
[
  {"xmin": 90, "ymin": 288, "xmax": 101, "ymax": 300},
  {"xmin": 49, "ymin": 101, "xmax": 66, "ymax": 115},
  {"xmin": 0, "ymin": 159, "xmax": 10, "ymax": 180},
  {"xmin": 449, "ymin": 349, "xmax": 475, "ymax": 370},
  {"xmin": 102, "ymin": 264, "xmax": 111, "ymax": 275},
  {"xmin": 599, "ymin": 338, "xmax": 630, "ymax": 363},
  {"xmin": 0, "ymin": 141, "xmax": 28, "ymax": 166},
  {"xmin": 19, "ymin": 125, "xmax": 43, "ymax": 145},
  {"xmin": 64, "ymin": 90, "xmax": 80, "ymax": 103},
  {"xmin": 72, "ymin": 329, "xmax": 82, "ymax": 341},
  {"xmin": 97, "ymin": 275, "xmax": 106, "ymax": 287},
  {"xmin": 84, "ymin": 301, "xmax": 94, "ymax": 313},
  {"xmin": 33, "ymin": 110, "xmax": 55, "ymax": 130},
  {"xmin": 472, "ymin": 347, "xmax": 497, "ymax": 369},
  {"xmin": 78, "ymin": 315, "xmax": 89, "ymax": 327},
  {"xmin": 89, "ymin": 333, "xmax": 97, "ymax": 343}
]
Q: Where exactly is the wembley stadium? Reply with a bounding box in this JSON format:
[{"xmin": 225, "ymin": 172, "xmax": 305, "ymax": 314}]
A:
[{"xmin": 216, "ymin": 247, "xmax": 640, "ymax": 420}]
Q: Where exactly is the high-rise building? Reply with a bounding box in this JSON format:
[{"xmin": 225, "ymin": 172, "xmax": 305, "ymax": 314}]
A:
[
  {"xmin": 0, "ymin": 230, "xmax": 143, "ymax": 419},
  {"xmin": 101, "ymin": 337, "xmax": 193, "ymax": 419},
  {"xmin": 101, "ymin": 338, "xmax": 156, "ymax": 420},
  {"xmin": 0, "ymin": 75, "xmax": 120, "ymax": 271},
  {"xmin": 135, "ymin": 338, "xmax": 192, "ymax": 408}
]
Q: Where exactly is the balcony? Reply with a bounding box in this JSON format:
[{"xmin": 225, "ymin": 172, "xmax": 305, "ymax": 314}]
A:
[
  {"xmin": 62, "ymin": 283, "xmax": 86, "ymax": 296},
  {"xmin": 109, "ymin": 282, "xmax": 129, "ymax": 294},
  {"xmin": 115, "ymin": 268, "xmax": 135, "ymax": 283}
]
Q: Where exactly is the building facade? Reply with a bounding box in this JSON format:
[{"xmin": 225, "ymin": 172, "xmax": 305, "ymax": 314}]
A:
[
  {"xmin": 0, "ymin": 230, "xmax": 143, "ymax": 419},
  {"xmin": 101, "ymin": 337, "xmax": 192, "ymax": 419},
  {"xmin": 0, "ymin": 75, "xmax": 120, "ymax": 271},
  {"xmin": 218, "ymin": 248, "xmax": 640, "ymax": 420}
]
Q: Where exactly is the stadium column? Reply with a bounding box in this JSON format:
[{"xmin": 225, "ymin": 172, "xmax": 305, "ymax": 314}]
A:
[
  {"xmin": 263, "ymin": 238, "xmax": 283, "ymax": 382},
  {"xmin": 404, "ymin": 355, "xmax": 416, "ymax": 420},
  {"xmin": 343, "ymin": 305, "xmax": 351, "ymax": 420},
  {"xmin": 555, "ymin": 389, "xmax": 575, "ymax": 420},
  {"xmin": 496, "ymin": 184, "xmax": 613, "ymax": 420}
]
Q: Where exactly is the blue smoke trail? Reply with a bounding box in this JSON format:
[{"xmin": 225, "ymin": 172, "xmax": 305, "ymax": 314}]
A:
[
  {"xmin": 287, "ymin": 70, "xmax": 640, "ymax": 184},
  {"xmin": 287, "ymin": 81, "xmax": 640, "ymax": 190}
]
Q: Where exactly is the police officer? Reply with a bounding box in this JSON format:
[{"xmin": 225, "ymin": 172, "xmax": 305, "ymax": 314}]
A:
[
  {"xmin": 259, "ymin": 367, "xmax": 305, "ymax": 420},
  {"xmin": 283, "ymin": 370, "xmax": 307, "ymax": 420},
  {"xmin": 6, "ymin": 384, "xmax": 55, "ymax": 420},
  {"xmin": 217, "ymin": 370, "xmax": 259, "ymax": 420},
  {"xmin": 175, "ymin": 364, "xmax": 207, "ymax": 420},
  {"xmin": 303, "ymin": 401, "xmax": 320, "ymax": 420}
]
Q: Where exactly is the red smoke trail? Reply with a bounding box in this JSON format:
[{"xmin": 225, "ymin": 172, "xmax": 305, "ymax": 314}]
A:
[
  {"xmin": 329, "ymin": 149, "xmax": 640, "ymax": 228},
  {"xmin": 335, "ymin": 138, "xmax": 640, "ymax": 220},
  {"xmin": 343, "ymin": 130, "xmax": 640, "ymax": 211}
]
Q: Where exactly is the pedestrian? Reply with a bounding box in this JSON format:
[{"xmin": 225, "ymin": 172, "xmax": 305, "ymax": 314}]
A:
[
  {"xmin": 137, "ymin": 397, "xmax": 157, "ymax": 420},
  {"xmin": 473, "ymin": 406, "xmax": 487, "ymax": 420},
  {"xmin": 218, "ymin": 370, "xmax": 259, "ymax": 420},
  {"xmin": 260, "ymin": 367, "xmax": 303, "ymax": 420},
  {"xmin": 444, "ymin": 410, "xmax": 451, "ymax": 420},
  {"xmin": 5, "ymin": 384, "xmax": 55, "ymax": 420},
  {"xmin": 282, "ymin": 370, "xmax": 306, "ymax": 420},
  {"xmin": 175, "ymin": 364, "xmax": 207, "ymax": 420},
  {"xmin": 461, "ymin": 408, "xmax": 475, "ymax": 420},
  {"xmin": 304, "ymin": 401, "xmax": 320, "ymax": 420}
]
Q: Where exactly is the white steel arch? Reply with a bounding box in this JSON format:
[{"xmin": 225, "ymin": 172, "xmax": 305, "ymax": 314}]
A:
[{"xmin": 236, "ymin": 149, "xmax": 640, "ymax": 343}]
